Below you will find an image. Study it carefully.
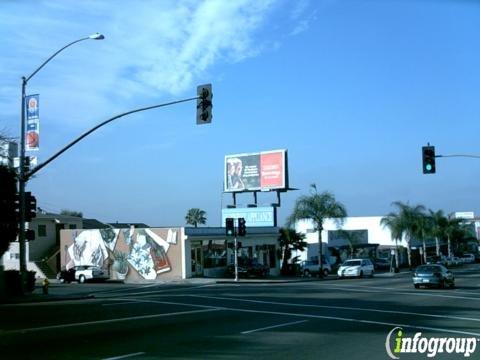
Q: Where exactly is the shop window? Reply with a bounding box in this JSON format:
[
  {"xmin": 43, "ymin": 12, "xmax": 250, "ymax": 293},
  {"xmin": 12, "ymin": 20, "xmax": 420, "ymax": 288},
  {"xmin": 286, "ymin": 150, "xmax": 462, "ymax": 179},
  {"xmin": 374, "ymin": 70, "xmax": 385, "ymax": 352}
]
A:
[
  {"xmin": 38, "ymin": 224, "xmax": 47, "ymax": 237},
  {"xmin": 202, "ymin": 240, "xmax": 226, "ymax": 268}
]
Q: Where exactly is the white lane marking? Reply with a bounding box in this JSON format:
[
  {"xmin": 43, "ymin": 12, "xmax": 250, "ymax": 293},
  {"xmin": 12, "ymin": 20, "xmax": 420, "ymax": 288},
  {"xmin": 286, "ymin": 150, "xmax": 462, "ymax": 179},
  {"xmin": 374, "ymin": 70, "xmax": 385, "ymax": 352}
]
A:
[
  {"xmin": 312, "ymin": 284, "xmax": 480, "ymax": 301},
  {"xmin": 320, "ymin": 283, "xmax": 480, "ymax": 296},
  {"xmin": 229, "ymin": 307, "xmax": 480, "ymax": 337},
  {"xmin": 1, "ymin": 308, "xmax": 220, "ymax": 334},
  {"xmin": 102, "ymin": 352, "xmax": 146, "ymax": 360},
  {"xmin": 241, "ymin": 320, "xmax": 308, "ymax": 334},
  {"xmin": 102, "ymin": 301, "xmax": 141, "ymax": 307},
  {"xmin": 188, "ymin": 295, "xmax": 480, "ymax": 323}
]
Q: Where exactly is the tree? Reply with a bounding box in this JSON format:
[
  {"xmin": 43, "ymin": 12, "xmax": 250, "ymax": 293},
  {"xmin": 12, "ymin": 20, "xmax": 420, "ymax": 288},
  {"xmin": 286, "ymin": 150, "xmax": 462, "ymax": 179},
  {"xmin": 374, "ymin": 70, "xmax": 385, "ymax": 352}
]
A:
[
  {"xmin": 287, "ymin": 184, "xmax": 347, "ymax": 276},
  {"xmin": 60, "ymin": 209, "xmax": 83, "ymax": 218},
  {"xmin": 277, "ymin": 228, "xmax": 307, "ymax": 275},
  {"xmin": 336, "ymin": 230, "xmax": 364, "ymax": 258},
  {"xmin": 381, "ymin": 201, "xmax": 426, "ymax": 268},
  {"xmin": 427, "ymin": 209, "xmax": 447, "ymax": 257},
  {"xmin": 380, "ymin": 213, "xmax": 403, "ymax": 269},
  {"xmin": 185, "ymin": 208, "xmax": 207, "ymax": 228},
  {"xmin": 0, "ymin": 165, "xmax": 18, "ymax": 257}
]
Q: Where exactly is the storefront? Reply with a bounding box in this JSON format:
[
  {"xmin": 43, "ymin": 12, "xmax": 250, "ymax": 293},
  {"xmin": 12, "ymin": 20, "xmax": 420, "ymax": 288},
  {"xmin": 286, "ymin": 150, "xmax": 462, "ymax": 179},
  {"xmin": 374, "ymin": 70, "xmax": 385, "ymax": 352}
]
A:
[
  {"xmin": 184, "ymin": 227, "xmax": 280, "ymax": 278},
  {"xmin": 59, "ymin": 226, "xmax": 280, "ymax": 282}
]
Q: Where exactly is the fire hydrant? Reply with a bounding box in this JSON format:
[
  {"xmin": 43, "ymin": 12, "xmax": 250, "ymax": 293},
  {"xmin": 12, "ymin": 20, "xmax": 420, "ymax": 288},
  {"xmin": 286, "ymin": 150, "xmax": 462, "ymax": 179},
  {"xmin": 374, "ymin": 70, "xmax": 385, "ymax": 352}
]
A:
[{"xmin": 42, "ymin": 278, "xmax": 49, "ymax": 295}]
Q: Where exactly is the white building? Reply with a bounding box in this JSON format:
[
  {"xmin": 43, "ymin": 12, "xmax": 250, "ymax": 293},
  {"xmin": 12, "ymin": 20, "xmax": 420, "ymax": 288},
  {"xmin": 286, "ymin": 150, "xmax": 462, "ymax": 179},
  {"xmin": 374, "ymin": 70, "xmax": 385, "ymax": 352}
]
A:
[
  {"xmin": 294, "ymin": 216, "xmax": 409, "ymax": 265},
  {"xmin": 0, "ymin": 139, "xmax": 18, "ymax": 168}
]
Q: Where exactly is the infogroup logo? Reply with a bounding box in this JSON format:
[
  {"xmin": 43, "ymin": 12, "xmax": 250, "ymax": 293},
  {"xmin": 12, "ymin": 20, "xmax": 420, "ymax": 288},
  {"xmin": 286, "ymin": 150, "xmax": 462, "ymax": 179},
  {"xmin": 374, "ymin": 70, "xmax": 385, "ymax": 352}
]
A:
[{"xmin": 385, "ymin": 327, "xmax": 478, "ymax": 359}]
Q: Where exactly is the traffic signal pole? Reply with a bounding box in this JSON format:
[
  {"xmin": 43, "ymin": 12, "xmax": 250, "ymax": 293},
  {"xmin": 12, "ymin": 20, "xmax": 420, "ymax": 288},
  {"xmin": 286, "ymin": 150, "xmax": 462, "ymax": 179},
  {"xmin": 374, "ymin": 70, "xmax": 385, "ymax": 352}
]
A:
[{"xmin": 234, "ymin": 235, "xmax": 239, "ymax": 282}]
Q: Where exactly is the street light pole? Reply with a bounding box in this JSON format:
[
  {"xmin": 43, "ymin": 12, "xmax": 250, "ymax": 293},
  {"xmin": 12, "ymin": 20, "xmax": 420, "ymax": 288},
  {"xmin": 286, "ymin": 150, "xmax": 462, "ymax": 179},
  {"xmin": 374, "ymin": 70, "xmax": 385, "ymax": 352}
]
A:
[{"xmin": 18, "ymin": 33, "xmax": 104, "ymax": 293}]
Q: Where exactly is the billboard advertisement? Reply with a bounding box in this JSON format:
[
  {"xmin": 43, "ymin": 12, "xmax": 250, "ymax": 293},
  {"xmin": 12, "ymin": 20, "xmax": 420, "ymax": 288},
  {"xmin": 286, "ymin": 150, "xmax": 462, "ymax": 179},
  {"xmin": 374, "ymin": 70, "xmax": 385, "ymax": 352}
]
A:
[{"xmin": 224, "ymin": 149, "xmax": 288, "ymax": 192}]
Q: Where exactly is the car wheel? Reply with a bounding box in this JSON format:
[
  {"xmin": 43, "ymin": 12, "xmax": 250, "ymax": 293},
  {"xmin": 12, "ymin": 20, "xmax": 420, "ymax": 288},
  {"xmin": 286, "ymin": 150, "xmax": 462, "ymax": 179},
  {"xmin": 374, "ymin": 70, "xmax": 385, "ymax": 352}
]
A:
[
  {"xmin": 439, "ymin": 280, "xmax": 445, "ymax": 289},
  {"xmin": 304, "ymin": 270, "xmax": 311, "ymax": 278},
  {"xmin": 78, "ymin": 275, "xmax": 86, "ymax": 284},
  {"xmin": 323, "ymin": 269, "xmax": 329, "ymax": 277},
  {"xmin": 359, "ymin": 271, "xmax": 363, "ymax": 278},
  {"xmin": 414, "ymin": 284, "xmax": 420, "ymax": 289},
  {"xmin": 370, "ymin": 270, "xmax": 374, "ymax": 278}
]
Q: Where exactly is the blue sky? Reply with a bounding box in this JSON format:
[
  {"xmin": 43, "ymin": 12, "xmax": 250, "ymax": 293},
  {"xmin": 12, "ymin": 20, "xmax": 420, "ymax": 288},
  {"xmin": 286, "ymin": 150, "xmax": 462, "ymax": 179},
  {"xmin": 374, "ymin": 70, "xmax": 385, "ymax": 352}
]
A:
[{"xmin": 1, "ymin": 0, "xmax": 479, "ymax": 226}]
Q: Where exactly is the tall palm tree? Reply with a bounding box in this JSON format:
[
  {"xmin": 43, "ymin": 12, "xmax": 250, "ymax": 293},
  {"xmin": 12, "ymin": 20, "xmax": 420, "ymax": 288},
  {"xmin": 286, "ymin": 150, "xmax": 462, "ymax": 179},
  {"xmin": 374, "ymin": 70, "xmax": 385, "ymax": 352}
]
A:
[
  {"xmin": 414, "ymin": 213, "xmax": 430, "ymax": 264},
  {"xmin": 336, "ymin": 230, "xmax": 363, "ymax": 258},
  {"xmin": 427, "ymin": 209, "xmax": 447, "ymax": 257},
  {"xmin": 444, "ymin": 215, "xmax": 464, "ymax": 257},
  {"xmin": 382, "ymin": 201, "xmax": 426, "ymax": 268},
  {"xmin": 185, "ymin": 208, "xmax": 207, "ymax": 228},
  {"xmin": 277, "ymin": 228, "xmax": 307, "ymax": 275},
  {"xmin": 380, "ymin": 213, "xmax": 403, "ymax": 269},
  {"xmin": 287, "ymin": 184, "xmax": 347, "ymax": 276}
]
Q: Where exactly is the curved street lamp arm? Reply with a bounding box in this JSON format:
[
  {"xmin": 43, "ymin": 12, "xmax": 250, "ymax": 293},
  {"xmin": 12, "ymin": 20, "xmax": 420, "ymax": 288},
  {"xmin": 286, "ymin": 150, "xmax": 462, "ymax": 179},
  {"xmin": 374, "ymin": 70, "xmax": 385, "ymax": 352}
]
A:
[
  {"xmin": 26, "ymin": 96, "xmax": 199, "ymax": 180},
  {"xmin": 25, "ymin": 37, "xmax": 90, "ymax": 83}
]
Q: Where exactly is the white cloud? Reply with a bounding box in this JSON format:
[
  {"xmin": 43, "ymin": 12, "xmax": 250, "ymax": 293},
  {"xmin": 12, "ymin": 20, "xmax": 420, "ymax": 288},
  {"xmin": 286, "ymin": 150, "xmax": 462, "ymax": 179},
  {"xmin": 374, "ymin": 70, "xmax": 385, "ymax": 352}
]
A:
[{"xmin": 0, "ymin": 0, "xmax": 276, "ymax": 128}]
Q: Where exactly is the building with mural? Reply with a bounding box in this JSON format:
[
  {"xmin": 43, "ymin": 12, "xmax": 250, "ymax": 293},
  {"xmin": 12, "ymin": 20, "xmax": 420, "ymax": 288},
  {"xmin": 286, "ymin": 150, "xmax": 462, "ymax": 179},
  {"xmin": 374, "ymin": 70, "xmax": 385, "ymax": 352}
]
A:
[{"xmin": 59, "ymin": 225, "xmax": 280, "ymax": 282}]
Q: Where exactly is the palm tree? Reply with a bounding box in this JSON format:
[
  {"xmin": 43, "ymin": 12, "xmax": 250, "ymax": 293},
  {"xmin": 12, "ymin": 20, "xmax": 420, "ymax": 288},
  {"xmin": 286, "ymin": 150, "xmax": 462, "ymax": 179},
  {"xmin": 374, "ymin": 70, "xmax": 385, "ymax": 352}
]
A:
[
  {"xmin": 413, "ymin": 213, "xmax": 430, "ymax": 264},
  {"xmin": 185, "ymin": 208, "xmax": 207, "ymax": 228},
  {"xmin": 336, "ymin": 230, "xmax": 363, "ymax": 258},
  {"xmin": 444, "ymin": 215, "xmax": 464, "ymax": 257},
  {"xmin": 277, "ymin": 228, "xmax": 307, "ymax": 275},
  {"xmin": 287, "ymin": 184, "xmax": 347, "ymax": 276},
  {"xmin": 380, "ymin": 213, "xmax": 403, "ymax": 269},
  {"xmin": 382, "ymin": 201, "xmax": 426, "ymax": 268},
  {"xmin": 427, "ymin": 209, "xmax": 447, "ymax": 257}
]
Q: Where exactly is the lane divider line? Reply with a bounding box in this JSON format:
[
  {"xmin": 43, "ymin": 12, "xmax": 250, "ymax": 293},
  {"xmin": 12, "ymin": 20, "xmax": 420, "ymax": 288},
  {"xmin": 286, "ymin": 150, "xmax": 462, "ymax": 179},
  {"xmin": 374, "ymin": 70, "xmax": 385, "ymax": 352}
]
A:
[{"xmin": 241, "ymin": 320, "xmax": 308, "ymax": 334}]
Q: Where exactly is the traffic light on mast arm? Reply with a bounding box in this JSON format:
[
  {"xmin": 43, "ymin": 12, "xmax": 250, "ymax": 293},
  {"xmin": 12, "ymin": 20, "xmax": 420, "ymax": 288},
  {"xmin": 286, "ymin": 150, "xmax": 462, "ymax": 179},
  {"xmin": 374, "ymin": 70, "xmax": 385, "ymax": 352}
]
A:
[
  {"xmin": 225, "ymin": 217, "xmax": 235, "ymax": 237},
  {"xmin": 422, "ymin": 145, "xmax": 436, "ymax": 174},
  {"xmin": 237, "ymin": 218, "xmax": 246, "ymax": 237},
  {"xmin": 25, "ymin": 192, "xmax": 37, "ymax": 222},
  {"xmin": 196, "ymin": 84, "xmax": 212, "ymax": 125}
]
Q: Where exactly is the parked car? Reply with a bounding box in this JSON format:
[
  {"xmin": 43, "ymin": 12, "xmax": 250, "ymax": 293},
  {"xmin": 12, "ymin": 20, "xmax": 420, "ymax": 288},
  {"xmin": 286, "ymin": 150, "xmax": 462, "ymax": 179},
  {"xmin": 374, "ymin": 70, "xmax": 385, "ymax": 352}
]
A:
[
  {"xmin": 300, "ymin": 259, "xmax": 332, "ymax": 277},
  {"xmin": 337, "ymin": 258, "xmax": 374, "ymax": 278},
  {"xmin": 57, "ymin": 265, "xmax": 109, "ymax": 284},
  {"xmin": 226, "ymin": 259, "xmax": 269, "ymax": 278},
  {"xmin": 459, "ymin": 253, "xmax": 475, "ymax": 264},
  {"xmin": 373, "ymin": 258, "xmax": 390, "ymax": 270},
  {"xmin": 412, "ymin": 264, "xmax": 455, "ymax": 289}
]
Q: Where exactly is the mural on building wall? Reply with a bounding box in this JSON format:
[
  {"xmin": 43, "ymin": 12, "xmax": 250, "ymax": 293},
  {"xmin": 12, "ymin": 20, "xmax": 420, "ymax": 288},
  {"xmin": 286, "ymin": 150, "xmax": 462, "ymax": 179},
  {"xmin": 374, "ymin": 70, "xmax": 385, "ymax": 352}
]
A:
[
  {"xmin": 63, "ymin": 228, "xmax": 179, "ymax": 280},
  {"xmin": 66, "ymin": 230, "xmax": 109, "ymax": 269}
]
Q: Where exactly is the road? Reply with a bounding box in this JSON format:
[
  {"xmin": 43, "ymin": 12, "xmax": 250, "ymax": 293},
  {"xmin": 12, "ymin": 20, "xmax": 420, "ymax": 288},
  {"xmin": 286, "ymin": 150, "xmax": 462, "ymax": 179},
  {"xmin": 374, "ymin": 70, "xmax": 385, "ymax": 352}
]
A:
[{"xmin": 1, "ymin": 266, "xmax": 480, "ymax": 359}]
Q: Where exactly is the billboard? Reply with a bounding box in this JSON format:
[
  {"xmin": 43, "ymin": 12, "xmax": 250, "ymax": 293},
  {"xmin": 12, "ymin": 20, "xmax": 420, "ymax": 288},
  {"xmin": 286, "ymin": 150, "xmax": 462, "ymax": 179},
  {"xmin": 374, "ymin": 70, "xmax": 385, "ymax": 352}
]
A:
[{"xmin": 224, "ymin": 149, "xmax": 288, "ymax": 192}]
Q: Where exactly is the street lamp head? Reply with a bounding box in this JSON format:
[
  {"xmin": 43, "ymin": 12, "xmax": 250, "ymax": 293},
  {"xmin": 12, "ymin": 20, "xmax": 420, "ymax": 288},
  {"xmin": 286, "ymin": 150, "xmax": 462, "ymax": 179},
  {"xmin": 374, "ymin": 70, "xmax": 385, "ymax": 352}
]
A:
[{"xmin": 89, "ymin": 33, "xmax": 105, "ymax": 40}]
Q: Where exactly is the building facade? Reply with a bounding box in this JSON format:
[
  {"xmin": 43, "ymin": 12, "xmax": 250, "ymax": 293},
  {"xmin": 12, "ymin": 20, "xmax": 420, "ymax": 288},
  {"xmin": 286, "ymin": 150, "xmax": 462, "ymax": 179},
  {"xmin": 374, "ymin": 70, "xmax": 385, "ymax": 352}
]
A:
[{"xmin": 59, "ymin": 226, "xmax": 280, "ymax": 281}]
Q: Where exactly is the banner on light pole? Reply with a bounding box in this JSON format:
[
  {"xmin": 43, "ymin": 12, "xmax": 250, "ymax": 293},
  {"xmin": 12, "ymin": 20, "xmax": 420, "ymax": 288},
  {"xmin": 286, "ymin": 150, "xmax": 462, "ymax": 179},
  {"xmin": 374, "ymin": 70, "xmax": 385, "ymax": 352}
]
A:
[{"xmin": 25, "ymin": 94, "xmax": 40, "ymax": 151}]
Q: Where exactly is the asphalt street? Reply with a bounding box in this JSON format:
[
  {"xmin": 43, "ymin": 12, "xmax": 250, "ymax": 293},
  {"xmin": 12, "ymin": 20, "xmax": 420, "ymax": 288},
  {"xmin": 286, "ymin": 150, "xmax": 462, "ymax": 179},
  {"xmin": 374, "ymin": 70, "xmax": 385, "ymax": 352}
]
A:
[{"xmin": 1, "ymin": 266, "xmax": 480, "ymax": 360}]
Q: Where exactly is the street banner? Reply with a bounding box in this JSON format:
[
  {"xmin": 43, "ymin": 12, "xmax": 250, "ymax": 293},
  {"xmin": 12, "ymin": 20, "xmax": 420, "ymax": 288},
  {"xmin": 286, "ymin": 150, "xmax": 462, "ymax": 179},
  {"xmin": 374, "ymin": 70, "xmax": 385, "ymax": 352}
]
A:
[
  {"xmin": 224, "ymin": 149, "xmax": 288, "ymax": 192},
  {"xmin": 25, "ymin": 94, "xmax": 40, "ymax": 151}
]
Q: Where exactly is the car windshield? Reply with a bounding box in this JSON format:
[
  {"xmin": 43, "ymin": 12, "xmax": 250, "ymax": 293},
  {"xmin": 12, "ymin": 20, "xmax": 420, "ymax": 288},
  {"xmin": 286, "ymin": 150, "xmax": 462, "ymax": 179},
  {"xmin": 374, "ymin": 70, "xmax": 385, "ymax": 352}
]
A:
[
  {"xmin": 416, "ymin": 265, "xmax": 441, "ymax": 273},
  {"xmin": 343, "ymin": 260, "xmax": 361, "ymax": 266}
]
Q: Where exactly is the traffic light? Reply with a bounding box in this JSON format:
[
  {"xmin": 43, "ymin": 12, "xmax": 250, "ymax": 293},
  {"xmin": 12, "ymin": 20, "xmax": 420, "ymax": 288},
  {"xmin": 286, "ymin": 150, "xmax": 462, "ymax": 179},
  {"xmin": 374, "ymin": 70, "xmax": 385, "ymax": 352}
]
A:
[
  {"xmin": 238, "ymin": 217, "xmax": 246, "ymax": 236},
  {"xmin": 422, "ymin": 146, "xmax": 436, "ymax": 174},
  {"xmin": 226, "ymin": 217, "xmax": 235, "ymax": 236},
  {"xmin": 196, "ymin": 84, "xmax": 212, "ymax": 124},
  {"xmin": 25, "ymin": 192, "xmax": 37, "ymax": 221}
]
